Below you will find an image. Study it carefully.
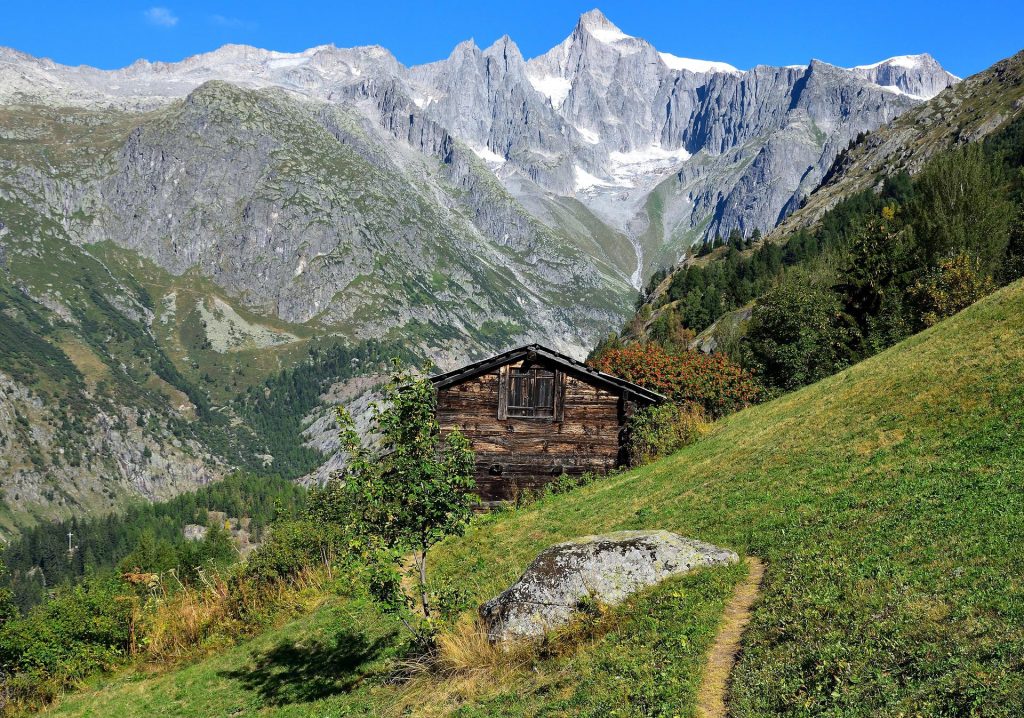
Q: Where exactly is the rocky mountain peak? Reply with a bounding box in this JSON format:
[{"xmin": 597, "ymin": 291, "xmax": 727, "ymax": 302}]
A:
[
  {"xmin": 848, "ymin": 52, "xmax": 958, "ymax": 100},
  {"xmin": 483, "ymin": 35, "xmax": 525, "ymax": 68},
  {"xmin": 576, "ymin": 9, "xmax": 629, "ymax": 41},
  {"xmin": 0, "ymin": 10, "xmax": 964, "ymax": 348}
]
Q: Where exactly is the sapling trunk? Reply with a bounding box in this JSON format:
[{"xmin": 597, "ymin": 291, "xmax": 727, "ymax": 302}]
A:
[{"xmin": 418, "ymin": 548, "xmax": 430, "ymax": 619}]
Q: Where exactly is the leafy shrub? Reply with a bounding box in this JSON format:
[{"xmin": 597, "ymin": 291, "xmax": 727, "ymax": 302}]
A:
[
  {"xmin": 242, "ymin": 518, "xmax": 348, "ymax": 584},
  {"xmin": 591, "ymin": 343, "xmax": 762, "ymax": 418},
  {"xmin": 549, "ymin": 471, "xmax": 603, "ymax": 496},
  {"xmin": 626, "ymin": 403, "xmax": 708, "ymax": 466},
  {"xmin": 911, "ymin": 252, "xmax": 995, "ymax": 328},
  {"xmin": 0, "ymin": 575, "xmax": 138, "ymax": 710},
  {"xmin": 743, "ymin": 279, "xmax": 858, "ymax": 392}
]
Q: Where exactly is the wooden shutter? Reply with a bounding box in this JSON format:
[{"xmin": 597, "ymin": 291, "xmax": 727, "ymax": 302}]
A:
[
  {"xmin": 554, "ymin": 371, "xmax": 566, "ymax": 422},
  {"xmin": 497, "ymin": 365, "xmax": 509, "ymax": 420}
]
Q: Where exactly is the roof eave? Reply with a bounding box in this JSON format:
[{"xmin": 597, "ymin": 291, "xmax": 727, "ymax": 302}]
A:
[{"xmin": 429, "ymin": 343, "xmax": 666, "ymax": 404}]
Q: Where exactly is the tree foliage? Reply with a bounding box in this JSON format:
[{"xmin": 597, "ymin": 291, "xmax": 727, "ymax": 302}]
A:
[
  {"xmin": 336, "ymin": 363, "xmax": 475, "ymax": 645},
  {"xmin": 908, "ymin": 144, "xmax": 1013, "ymax": 274},
  {"xmin": 591, "ymin": 343, "xmax": 762, "ymax": 418},
  {"xmin": 910, "ymin": 252, "xmax": 996, "ymax": 328},
  {"xmin": 744, "ymin": 279, "xmax": 857, "ymax": 392}
]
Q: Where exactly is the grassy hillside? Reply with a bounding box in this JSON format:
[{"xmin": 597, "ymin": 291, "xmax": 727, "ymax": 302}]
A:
[{"xmin": 45, "ymin": 280, "xmax": 1024, "ymax": 716}]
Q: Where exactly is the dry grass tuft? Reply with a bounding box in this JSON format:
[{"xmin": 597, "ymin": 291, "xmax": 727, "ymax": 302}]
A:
[
  {"xmin": 431, "ymin": 618, "xmax": 534, "ymax": 679},
  {"xmin": 140, "ymin": 567, "xmax": 330, "ymax": 663},
  {"xmin": 388, "ymin": 599, "xmax": 626, "ymax": 717},
  {"xmin": 386, "ymin": 617, "xmax": 534, "ymax": 717}
]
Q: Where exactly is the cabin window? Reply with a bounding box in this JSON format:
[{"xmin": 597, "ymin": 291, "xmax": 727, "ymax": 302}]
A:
[{"xmin": 506, "ymin": 367, "xmax": 556, "ymax": 418}]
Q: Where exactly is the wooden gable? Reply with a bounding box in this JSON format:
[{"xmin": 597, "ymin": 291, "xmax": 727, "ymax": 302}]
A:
[{"xmin": 431, "ymin": 344, "xmax": 664, "ymax": 502}]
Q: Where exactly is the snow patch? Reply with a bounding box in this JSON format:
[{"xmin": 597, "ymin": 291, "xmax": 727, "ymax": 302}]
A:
[
  {"xmin": 608, "ymin": 144, "xmax": 691, "ymax": 186},
  {"xmin": 587, "ymin": 23, "xmax": 631, "ymax": 43},
  {"xmin": 577, "ymin": 127, "xmax": 600, "ymax": 144},
  {"xmin": 853, "ymin": 54, "xmax": 928, "ymax": 70},
  {"xmin": 579, "ymin": 11, "xmax": 632, "ymax": 44},
  {"xmin": 412, "ymin": 93, "xmax": 436, "ymax": 108},
  {"xmin": 874, "ymin": 84, "xmax": 926, "ymax": 101},
  {"xmin": 574, "ymin": 166, "xmax": 616, "ymax": 191},
  {"xmin": 659, "ymin": 52, "xmax": 739, "ymax": 75},
  {"xmin": 470, "ymin": 144, "xmax": 506, "ymax": 166},
  {"xmin": 267, "ymin": 57, "xmax": 309, "ymax": 70},
  {"xmin": 574, "ymin": 144, "xmax": 692, "ymax": 192},
  {"xmin": 527, "ymin": 74, "xmax": 572, "ymax": 109}
]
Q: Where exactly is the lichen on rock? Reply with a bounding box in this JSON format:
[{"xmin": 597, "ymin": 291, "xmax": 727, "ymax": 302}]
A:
[{"xmin": 479, "ymin": 529, "xmax": 738, "ymax": 642}]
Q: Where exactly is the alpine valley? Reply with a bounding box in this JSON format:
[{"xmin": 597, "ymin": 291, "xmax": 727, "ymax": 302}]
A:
[{"xmin": 0, "ymin": 9, "xmax": 959, "ymax": 529}]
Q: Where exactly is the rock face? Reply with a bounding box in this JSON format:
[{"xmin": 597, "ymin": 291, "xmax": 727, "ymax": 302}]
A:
[
  {"xmin": 479, "ymin": 530, "xmax": 739, "ymax": 642},
  {"xmin": 0, "ymin": 10, "xmax": 957, "ymax": 302}
]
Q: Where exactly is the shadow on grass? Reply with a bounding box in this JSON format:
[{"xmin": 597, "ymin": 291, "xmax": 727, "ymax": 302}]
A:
[{"xmin": 221, "ymin": 628, "xmax": 398, "ymax": 706}]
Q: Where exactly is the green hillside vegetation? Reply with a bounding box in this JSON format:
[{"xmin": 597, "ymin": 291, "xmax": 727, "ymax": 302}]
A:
[
  {"xmin": 0, "ymin": 78, "xmax": 634, "ymax": 536},
  {"xmin": 0, "ymin": 193, "xmax": 405, "ymax": 530},
  {"xmin": 607, "ymin": 109, "xmax": 1024, "ymax": 398},
  {"xmin": 2, "ymin": 474, "xmax": 307, "ymax": 610},
  {"xmin": 35, "ymin": 278, "xmax": 1024, "ymax": 717}
]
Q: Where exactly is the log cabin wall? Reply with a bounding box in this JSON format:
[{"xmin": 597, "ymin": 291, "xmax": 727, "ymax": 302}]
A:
[{"xmin": 435, "ymin": 359, "xmax": 624, "ymax": 502}]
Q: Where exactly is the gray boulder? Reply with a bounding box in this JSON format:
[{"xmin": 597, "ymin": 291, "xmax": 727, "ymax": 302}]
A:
[{"xmin": 479, "ymin": 530, "xmax": 738, "ymax": 642}]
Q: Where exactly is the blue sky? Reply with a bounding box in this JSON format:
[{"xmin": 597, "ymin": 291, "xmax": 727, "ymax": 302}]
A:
[{"xmin": 2, "ymin": 1, "xmax": 1020, "ymax": 78}]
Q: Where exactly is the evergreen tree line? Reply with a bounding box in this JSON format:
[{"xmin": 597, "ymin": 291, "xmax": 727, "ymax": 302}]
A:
[
  {"xmin": 2, "ymin": 473, "xmax": 306, "ymax": 611},
  {"xmin": 233, "ymin": 338, "xmax": 413, "ymax": 478},
  {"xmin": 1, "ymin": 334, "xmax": 413, "ymax": 609},
  {"xmin": 613, "ymin": 112, "xmax": 1024, "ymax": 394},
  {"xmin": 645, "ymin": 183, "xmax": 901, "ymax": 343}
]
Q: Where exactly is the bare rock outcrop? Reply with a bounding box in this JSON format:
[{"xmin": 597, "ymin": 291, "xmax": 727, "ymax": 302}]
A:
[{"xmin": 479, "ymin": 530, "xmax": 738, "ymax": 642}]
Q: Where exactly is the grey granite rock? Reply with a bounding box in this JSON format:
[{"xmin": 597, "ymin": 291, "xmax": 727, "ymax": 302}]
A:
[
  {"xmin": 479, "ymin": 530, "xmax": 739, "ymax": 642},
  {"xmin": 0, "ymin": 10, "xmax": 957, "ymax": 291}
]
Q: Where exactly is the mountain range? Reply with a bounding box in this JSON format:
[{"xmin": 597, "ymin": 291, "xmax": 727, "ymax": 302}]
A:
[{"xmin": 0, "ymin": 9, "xmax": 962, "ymax": 529}]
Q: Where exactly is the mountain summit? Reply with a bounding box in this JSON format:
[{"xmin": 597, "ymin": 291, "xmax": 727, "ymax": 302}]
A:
[
  {"xmin": 0, "ymin": 10, "xmax": 958, "ymax": 256},
  {"xmin": 577, "ymin": 8, "xmax": 632, "ymax": 42},
  {"xmin": 0, "ymin": 9, "xmax": 960, "ymax": 326}
]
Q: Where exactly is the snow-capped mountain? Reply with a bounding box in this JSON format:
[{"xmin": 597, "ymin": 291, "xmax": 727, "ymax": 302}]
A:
[
  {"xmin": 0, "ymin": 9, "xmax": 962, "ymax": 520},
  {"xmin": 0, "ymin": 9, "xmax": 957, "ymax": 303},
  {"xmin": 849, "ymin": 54, "xmax": 959, "ymax": 100}
]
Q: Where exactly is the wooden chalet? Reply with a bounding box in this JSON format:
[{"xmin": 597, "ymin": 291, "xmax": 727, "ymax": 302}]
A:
[{"xmin": 431, "ymin": 344, "xmax": 665, "ymax": 502}]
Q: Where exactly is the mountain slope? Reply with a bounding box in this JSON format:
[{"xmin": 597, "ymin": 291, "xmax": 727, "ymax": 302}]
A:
[
  {"xmin": 0, "ymin": 10, "xmax": 956, "ymax": 287},
  {"xmin": 771, "ymin": 49, "xmax": 1024, "ymax": 240},
  {"xmin": 46, "ymin": 277, "xmax": 1024, "ymax": 717},
  {"xmin": 0, "ymin": 10, "xmax": 961, "ymax": 527},
  {"xmin": 617, "ymin": 48, "xmax": 1024, "ymax": 352}
]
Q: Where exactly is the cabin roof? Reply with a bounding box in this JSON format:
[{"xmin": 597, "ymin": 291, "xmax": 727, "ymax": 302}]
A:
[{"xmin": 430, "ymin": 343, "xmax": 666, "ymax": 404}]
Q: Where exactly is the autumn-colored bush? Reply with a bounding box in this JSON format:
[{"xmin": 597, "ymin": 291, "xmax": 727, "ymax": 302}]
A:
[
  {"xmin": 911, "ymin": 252, "xmax": 995, "ymax": 328},
  {"xmin": 591, "ymin": 343, "xmax": 762, "ymax": 418}
]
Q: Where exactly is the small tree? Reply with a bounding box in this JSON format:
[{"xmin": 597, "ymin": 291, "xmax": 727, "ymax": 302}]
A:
[
  {"xmin": 910, "ymin": 252, "xmax": 995, "ymax": 328},
  {"xmin": 744, "ymin": 278, "xmax": 858, "ymax": 391},
  {"xmin": 336, "ymin": 362, "xmax": 475, "ymax": 645}
]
